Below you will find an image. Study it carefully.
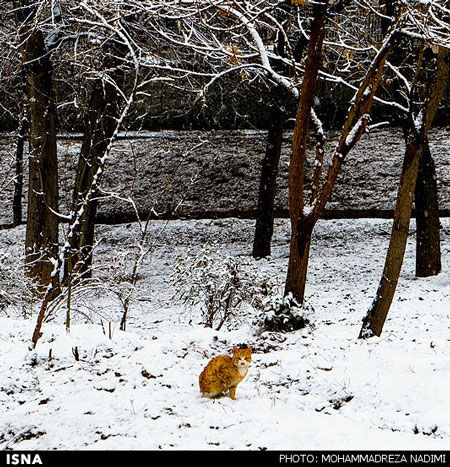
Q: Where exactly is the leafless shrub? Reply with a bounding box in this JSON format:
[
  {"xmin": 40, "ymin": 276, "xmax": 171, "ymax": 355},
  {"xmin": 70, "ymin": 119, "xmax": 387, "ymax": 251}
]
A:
[{"xmin": 172, "ymin": 245, "xmax": 279, "ymax": 330}]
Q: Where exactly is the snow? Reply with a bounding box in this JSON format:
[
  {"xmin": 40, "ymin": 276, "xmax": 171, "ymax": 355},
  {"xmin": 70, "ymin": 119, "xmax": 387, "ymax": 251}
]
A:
[
  {"xmin": 344, "ymin": 115, "xmax": 369, "ymax": 149},
  {"xmin": 1, "ymin": 217, "xmax": 450, "ymax": 450}
]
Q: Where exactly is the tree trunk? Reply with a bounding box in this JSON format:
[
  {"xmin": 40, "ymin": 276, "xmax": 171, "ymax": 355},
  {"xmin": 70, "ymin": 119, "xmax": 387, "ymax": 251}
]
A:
[
  {"xmin": 252, "ymin": 102, "xmax": 285, "ymax": 258},
  {"xmin": 360, "ymin": 130, "xmax": 425, "ymax": 338},
  {"xmin": 65, "ymin": 78, "xmax": 120, "ymax": 283},
  {"xmin": 380, "ymin": 0, "xmax": 441, "ymax": 279},
  {"xmin": 284, "ymin": 3, "xmax": 327, "ymax": 302},
  {"xmin": 13, "ymin": 104, "xmax": 27, "ymax": 227},
  {"xmin": 15, "ymin": 1, "xmax": 59, "ymax": 295},
  {"xmin": 285, "ymin": 8, "xmax": 394, "ymax": 303},
  {"xmin": 360, "ymin": 46, "xmax": 449, "ymax": 338},
  {"xmin": 285, "ymin": 215, "xmax": 313, "ymax": 303},
  {"xmin": 415, "ymin": 139, "xmax": 441, "ymax": 277}
]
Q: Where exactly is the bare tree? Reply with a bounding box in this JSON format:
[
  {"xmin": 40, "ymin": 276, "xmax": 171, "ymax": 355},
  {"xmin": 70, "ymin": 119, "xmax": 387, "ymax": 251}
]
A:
[
  {"xmin": 379, "ymin": 0, "xmax": 442, "ymax": 278},
  {"xmin": 285, "ymin": 1, "xmax": 328, "ymax": 300},
  {"xmin": 28, "ymin": 0, "xmax": 142, "ymax": 347},
  {"xmin": 252, "ymin": 87, "xmax": 287, "ymax": 258},
  {"xmin": 13, "ymin": 0, "xmax": 60, "ymax": 296},
  {"xmin": 63, "ymin": 17, "xmax": 129, "ymax": 284},
  {"xmin": 360, "ymin": 43, "xmax": 449, "ymax": 338},
  {"xmin": 285, "ymin": 1, "xmax": 399, "ymax": 302}
]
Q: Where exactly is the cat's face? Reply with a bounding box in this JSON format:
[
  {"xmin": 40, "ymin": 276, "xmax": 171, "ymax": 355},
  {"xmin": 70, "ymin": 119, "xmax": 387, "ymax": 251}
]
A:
[{"xmin": 232, "ymin": 346, "xmax": 252, "ymax": 368}]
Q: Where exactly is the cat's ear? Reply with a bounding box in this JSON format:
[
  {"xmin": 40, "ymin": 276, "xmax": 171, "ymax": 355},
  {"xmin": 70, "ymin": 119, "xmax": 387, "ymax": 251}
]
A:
[
  {"xmin": 233, "ymin": 345, "xmax": 237, "ymax": 352},
  {"xmin": 248, "ymin": 346, "xmax": 252, "ymax": 352}
]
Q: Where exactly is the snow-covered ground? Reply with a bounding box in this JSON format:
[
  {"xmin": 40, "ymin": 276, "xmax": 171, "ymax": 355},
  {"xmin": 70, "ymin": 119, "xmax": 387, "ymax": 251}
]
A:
[{"xmin": 0, "ymin": 217, "xmax": 449, "ymax": 450}]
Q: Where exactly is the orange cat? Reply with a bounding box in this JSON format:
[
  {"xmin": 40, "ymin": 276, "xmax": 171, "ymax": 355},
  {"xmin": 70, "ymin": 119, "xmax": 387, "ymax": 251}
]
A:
[{"xmin": 199, "ymin": 346, "xmax": 252, "ymax": 400}]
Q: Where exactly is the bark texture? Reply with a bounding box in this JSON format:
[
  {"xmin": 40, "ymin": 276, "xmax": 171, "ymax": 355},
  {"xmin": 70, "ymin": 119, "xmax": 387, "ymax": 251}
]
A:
[{"xmin": 415, "ymin": 139, "xmax": 441, "ymax": 277}]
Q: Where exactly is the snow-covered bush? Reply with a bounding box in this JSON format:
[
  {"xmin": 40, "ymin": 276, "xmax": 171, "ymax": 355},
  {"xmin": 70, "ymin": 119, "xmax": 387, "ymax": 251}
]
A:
[
  {"xmin": 0, "ymin": 252, "xmax": 34, "ymax": 317},
  {"xmin": 172, "ymin": 246, "xmax": 315, "ymax": 334},
  {"xmin": 254, "ymin": 292, "xmax": 314, "ymax": 333},
  {"xmin": 172, "ymin": 245, "xmax": 278, "ymax": 330},
  {"xmin": 45, "ymin": 251, "xmax": 136, "ymax": 328}
]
